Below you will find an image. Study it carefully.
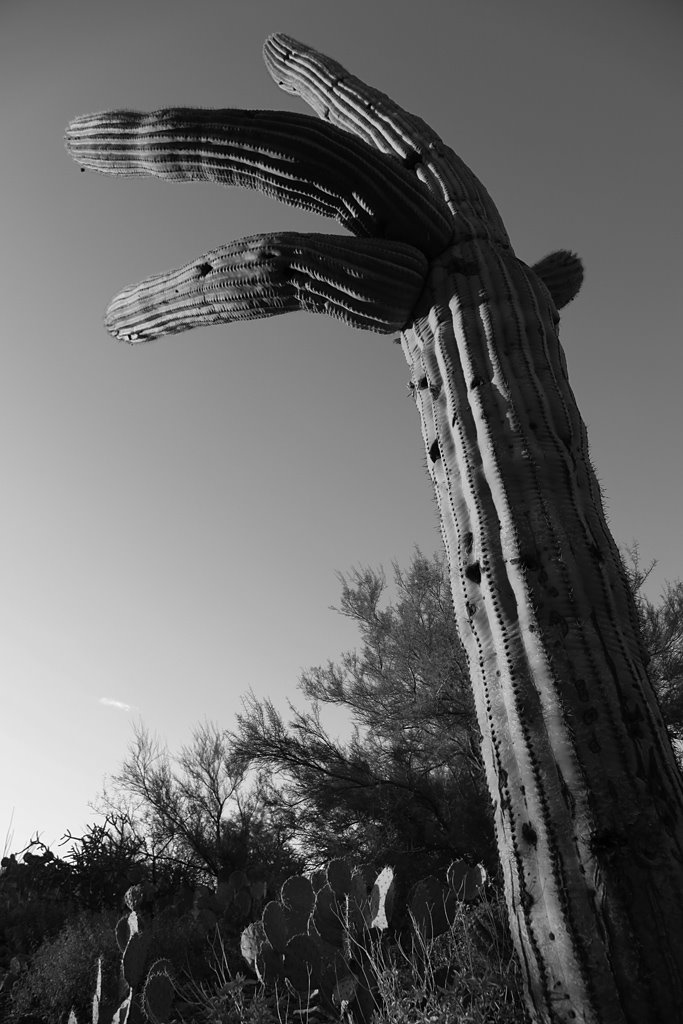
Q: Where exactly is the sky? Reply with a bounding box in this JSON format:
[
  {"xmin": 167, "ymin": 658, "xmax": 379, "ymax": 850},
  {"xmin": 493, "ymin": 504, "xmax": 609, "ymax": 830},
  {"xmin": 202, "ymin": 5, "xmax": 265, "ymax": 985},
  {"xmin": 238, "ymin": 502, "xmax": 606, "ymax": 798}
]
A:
[{"xmin": 1, "ymin": 0, "xmax": 682, "ymax": 856}]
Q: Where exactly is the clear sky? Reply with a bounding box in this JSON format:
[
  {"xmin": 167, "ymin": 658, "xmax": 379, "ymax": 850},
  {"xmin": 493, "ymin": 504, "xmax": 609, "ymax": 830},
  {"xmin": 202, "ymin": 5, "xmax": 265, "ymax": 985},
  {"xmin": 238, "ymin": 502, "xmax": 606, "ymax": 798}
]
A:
[{"xmin": 2, "ymin": 0, "xmax": 682, "ymax": 855}]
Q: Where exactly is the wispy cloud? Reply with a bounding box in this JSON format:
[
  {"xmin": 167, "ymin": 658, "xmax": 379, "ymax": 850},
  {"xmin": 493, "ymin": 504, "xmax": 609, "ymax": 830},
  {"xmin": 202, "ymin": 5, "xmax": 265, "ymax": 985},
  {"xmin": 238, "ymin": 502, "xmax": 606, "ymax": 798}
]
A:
[{"xmin": 99, "ymin": 697, "xmax": 137, "ymax": 712}]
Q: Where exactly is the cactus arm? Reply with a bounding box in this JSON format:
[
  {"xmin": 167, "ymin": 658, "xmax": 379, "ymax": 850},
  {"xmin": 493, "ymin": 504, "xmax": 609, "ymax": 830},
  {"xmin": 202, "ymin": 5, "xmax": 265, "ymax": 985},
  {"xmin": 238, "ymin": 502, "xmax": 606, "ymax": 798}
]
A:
[
  {"xmin": 64, "ymin": 109, "xmax": 451, "ymax": 256},
  {"xmin": 103, "ymin": 233, "xmax": 428, "ymax": 342},
  {"xmin": 66, "ymin": 34, "xmax": 683, "ymax": 1024},
  {"xmin": 262, "ymin": 32, "xmax": 510, "ymax": 244},
  {"xmin": 530, "ymin": 251, "xmax": 584, "ymax": 310}
]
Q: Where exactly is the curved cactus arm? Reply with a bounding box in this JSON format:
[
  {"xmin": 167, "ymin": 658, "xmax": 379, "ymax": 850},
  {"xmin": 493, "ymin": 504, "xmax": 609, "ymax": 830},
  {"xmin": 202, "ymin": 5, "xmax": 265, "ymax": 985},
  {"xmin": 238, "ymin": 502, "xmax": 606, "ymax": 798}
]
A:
[
  {"xmin": 263, "ymin": 32, "xmax": 510, "ymax": 244},
  {"xmin": 64, "ymin": 108, "xmax": 451, "ymax": 256},
  {"xmin": 104, "ymin": 232, "xmax": 428, "ymax": 342}
]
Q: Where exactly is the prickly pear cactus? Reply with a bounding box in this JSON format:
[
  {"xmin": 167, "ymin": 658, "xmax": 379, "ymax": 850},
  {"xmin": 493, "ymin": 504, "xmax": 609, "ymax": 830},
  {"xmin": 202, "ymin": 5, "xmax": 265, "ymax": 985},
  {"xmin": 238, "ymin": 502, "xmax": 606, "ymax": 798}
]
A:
[
  {"xmin": 240, "ymin": 856, "xmax": 485, "ymax": 1023},
  {"xmin": 69, "ymin": 890, "xmax": 175, "ymax": 1024},
  {"xmin": 141, "ymin": 960, "xmax": 175, "ymax": 1024},
  {"xmin": 191, "ymin": 868, "xmax": 265, "ymax": 935},
  {"xmin": 407, "ymin": 860, "xmax": 486, "ymax": 942},
  {"xmin": 240, "ymin": 858, "xmax": 394, "ymax": 1021},
  {"xmin": 69, "ymin": 866, "xmax": 274, "ymax": 1024}
]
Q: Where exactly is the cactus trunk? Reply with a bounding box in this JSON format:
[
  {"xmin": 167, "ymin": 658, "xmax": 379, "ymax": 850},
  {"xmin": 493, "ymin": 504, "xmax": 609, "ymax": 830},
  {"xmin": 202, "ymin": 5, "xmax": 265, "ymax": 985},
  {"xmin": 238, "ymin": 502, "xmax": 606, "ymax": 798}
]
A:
[
  {"xmin": 65, "ymin": 32, "xmax": 683, "ymax": 1024},
  {"xmin": 401, "ymin": 238, "xmax": 683, "ymax": 1022}
]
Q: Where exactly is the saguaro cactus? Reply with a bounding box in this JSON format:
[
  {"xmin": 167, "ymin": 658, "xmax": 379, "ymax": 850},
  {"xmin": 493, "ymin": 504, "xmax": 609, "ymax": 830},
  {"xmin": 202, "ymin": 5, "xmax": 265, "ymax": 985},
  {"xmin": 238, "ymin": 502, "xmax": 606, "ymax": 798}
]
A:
[{"xmin": 66, "ymin": 34, "xmax": 683, "ymax": 1024}]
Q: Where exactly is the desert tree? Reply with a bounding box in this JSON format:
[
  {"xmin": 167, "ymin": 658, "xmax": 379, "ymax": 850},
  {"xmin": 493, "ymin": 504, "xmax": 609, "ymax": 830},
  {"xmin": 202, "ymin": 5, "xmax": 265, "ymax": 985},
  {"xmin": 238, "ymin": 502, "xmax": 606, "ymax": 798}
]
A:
[
  {"xmin": 97, "ymin": 719, "xmax": 305, "ymax": 888},
  {"xmin": 228, "ymin": 548, "xmax": 496, "ymax": 875}
]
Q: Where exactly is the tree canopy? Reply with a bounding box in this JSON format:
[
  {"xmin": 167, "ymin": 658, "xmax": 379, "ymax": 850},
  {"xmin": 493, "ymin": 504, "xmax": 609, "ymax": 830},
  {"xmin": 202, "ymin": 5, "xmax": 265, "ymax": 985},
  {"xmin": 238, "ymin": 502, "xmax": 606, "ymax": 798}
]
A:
[{"xmin": 98, "ymin": 545, "xmax": 683, "ymax": 888}]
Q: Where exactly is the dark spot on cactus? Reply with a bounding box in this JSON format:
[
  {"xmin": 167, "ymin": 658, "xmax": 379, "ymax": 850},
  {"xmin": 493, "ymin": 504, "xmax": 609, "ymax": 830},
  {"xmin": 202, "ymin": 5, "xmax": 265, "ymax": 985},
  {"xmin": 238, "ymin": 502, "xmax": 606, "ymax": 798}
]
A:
[
  {"xmin": 403, "ymin": 150, "xmax": 421, "ymax": 170},
  {"xmin": 464, "ymin": 532, "xmax": 474, "ymax": 554},
  {"xmin": 80, "ymin": 167, "xmax": 85, "ymax": 172},
  {"xmin": 417, "ymin": 376, "xmax": 429, "ymax": 390},
  {"xmin": 429, "ymin": 382, "xmax": 441, "ymax": 398},
  {"xmin": 465, "ymin": 562, "xmax": 481, "ymax": 585},
  {"xmin": 466, "ymin": 600, "xmax": 476, "ymax": 618},
  {"xmin": 469, "ymin": 376, "xmax": 483, "ymax": 390},
  {"xmin": 429, "ymin": 439, "xmax": 441, "ymax": 463},
  {"xmin": 522, "ymin": 822, "xmax": 538, "ymax": 847},
  {"xmin": 549, "ymin": 932, "xmax": 555, "ymax": 940},
  {"xmin": 197, "ymin": 262, "xmax": 212, "ymax": 277}
]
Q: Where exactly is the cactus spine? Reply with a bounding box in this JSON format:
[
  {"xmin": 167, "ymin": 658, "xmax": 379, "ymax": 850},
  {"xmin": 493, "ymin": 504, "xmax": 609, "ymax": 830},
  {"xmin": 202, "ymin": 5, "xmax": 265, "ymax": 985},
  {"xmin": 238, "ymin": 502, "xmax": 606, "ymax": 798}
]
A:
[{"xmin": 65, "ymin": 32, "xmax": 683, "ymax": 1024}]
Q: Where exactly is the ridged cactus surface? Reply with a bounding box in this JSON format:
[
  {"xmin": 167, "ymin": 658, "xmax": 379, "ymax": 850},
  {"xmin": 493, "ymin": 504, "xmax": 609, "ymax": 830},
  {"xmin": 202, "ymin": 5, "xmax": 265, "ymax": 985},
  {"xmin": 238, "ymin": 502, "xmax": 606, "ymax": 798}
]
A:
[{"xmin": 65, "ymin": 33, "xmax": 683, "ymax": 1024}]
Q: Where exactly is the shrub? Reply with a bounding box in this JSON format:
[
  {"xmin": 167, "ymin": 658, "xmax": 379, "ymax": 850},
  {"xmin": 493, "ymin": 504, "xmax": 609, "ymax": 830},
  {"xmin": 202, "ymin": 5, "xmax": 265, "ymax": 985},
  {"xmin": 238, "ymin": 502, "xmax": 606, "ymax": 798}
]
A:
[{"xmin": 7, "ymin": 909, "xmax": 119, "ymax": 1024}]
